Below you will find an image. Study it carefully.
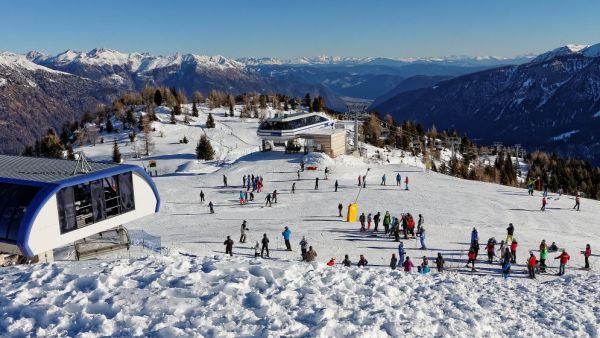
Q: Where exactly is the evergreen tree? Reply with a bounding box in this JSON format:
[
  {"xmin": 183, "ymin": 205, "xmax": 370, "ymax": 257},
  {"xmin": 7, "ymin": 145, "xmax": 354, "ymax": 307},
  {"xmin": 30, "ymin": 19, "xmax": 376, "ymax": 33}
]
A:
[
  {"xmin": 154, "ymin": 90, "xmax": 163, "ymax": 106},
  {"xmin": 196, "ymin": 134, "xmax": 215, "ymax": 160},
  {"xmin": 206, "ymin": 112, "xmax": 216, "ymax": 128},
  {"xmin": 112, "ymin": 141, "xmax": 122, "ymax": 163},
  {"xmin": 284, "ymin": 100, "xmax": 289, "ymax": 111},
  {"xmin": 192, "ymin": 102, "xmax": 199, "ymax": 117},
  {"xmin": 40, "ymin": 129, "xmax": 64, "ymax": 158},
  {"xmin": 173, "ymin": 104, "xmax": 182, "ymax": 115},
  {"xmin": 170, "ymin": 111, "xmax": 176, "ymax": 124},
  {"xmin": 59, "ymin": 128, "xmax": 70, "ymax": 146},
  {"xmin": 106, "ymin": 119, "xmax": 114, "ymax": 133},
  {"xmin": 66, "ymin": 144, "xmax": 76, "ymax": 160},
  {"xmin": 304, "ymin": 93, "xmax": 311, "ymax": 110}
]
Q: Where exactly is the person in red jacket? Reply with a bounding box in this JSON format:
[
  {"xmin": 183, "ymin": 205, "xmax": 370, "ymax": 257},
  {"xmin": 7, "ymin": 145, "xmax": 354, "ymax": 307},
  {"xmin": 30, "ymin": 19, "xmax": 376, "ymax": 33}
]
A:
[
  {"xmin": 527, "ymin": 252, "xmax": 537, "ymax": 279},
  {"xmin": 541, "ymin": 197, "xmax": 547, "ymax": 211},
  {"xmin": 405, "ymin": 176, "xmax": 410, "ymax": 191},
  {"xmin": 555, "ymin": 250, "xmax": 570, "ymax": 276},
  {"xmin": 485, "ymin": 238, "xmax": 496, "ymax": 264},
  {"xmin": 510, "ymin": 239, "xmax": 518, "ymax": 263},
  {"xmin": 584, "ymin": 244, "xmax": 591, "ymax": 269},
  {"xmin": 466, "ymin": 248, "xmax": 477, "ymax": 271}
]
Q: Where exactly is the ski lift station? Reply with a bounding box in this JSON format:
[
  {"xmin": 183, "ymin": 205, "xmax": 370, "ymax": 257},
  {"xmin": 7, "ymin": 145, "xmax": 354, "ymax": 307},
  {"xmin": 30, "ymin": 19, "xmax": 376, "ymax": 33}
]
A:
[{"xmin": 0, "ymin": 155, "xmax": 160, "ymax": 262}]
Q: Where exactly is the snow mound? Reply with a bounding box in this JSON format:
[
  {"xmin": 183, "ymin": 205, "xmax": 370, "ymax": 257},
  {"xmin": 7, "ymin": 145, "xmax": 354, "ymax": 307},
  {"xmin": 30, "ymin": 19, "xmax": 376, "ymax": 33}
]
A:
[
  {"xmin": 1, "ymin": 254, "xmax": 598, "ymax": 337},
  {"xmin": 303, "ymin": 152, "xmax": 335, "ymax": 167}
]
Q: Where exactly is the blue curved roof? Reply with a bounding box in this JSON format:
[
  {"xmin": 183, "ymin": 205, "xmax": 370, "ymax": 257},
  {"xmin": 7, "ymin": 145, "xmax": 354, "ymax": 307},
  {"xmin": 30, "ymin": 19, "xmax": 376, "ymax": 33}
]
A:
[{"xmin": 0, "ymin": 156, "xmax": 160, "ymax": 256}]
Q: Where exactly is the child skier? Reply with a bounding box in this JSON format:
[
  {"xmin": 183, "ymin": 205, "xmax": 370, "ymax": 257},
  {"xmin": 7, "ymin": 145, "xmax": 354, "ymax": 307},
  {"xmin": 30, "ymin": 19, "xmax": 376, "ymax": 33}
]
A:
[
  {"xmin": 367, "ymin": 213, "xmax": 372, "ymax": 230},
  {"xmin": 402, "ymin": 256, "xmax": 414, "ymax": 272},
  {"xmin": 466, "ymin": 248, "xmax": 477, "ymax": 271},
  {"xmin": 555, "ymin": 249, "xmax": 570, "ymax": 276},
  {"xmin": 539, "ymin": 240, "xmax": 548, "ymax": 272},
  {"xmin": 359, "ymin": 213, "xmax": 366, "ymax": 232},
  {"xmin": 398, "ymin": 242, "xmax": 406, "ymax": 265},
  {"xmin": 417, "ymin": 225, "xmax": 426, "ymax": 249},
  {"xmin": 584, "ymin": 244, "xmax": 591, "ymax": 269},
  {"xmin": 485, "ymin": 238, "xmax": 496, "ymax": 264},
  {"xmin": 510, "ymin": 239, "xmax": 518, "ymax": 263},
  {"xmin": 390, "ymin": 254, "xmax": 398, "ymax": 270},
  {"xmin": 342, "ymin": 255, "xmax": 352, "ymax": 267},
  {"xmin": 527, "ymin": 252, "xmax": 537, "ymax": 279},
  {"xmin": 357, "ymin": 254, "xmax": 368, "ymax": 267},
  {"xmin": 435, "ymin": 253, "xmax": 445, "ymax": 272}
]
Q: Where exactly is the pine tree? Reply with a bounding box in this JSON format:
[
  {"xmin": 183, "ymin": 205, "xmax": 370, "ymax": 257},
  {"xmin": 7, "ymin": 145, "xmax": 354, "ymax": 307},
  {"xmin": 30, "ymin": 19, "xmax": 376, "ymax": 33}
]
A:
[
  {"xmin": 284, "ymin": 100, "xmax": 289, "ymax": 111},
  {"xmin": 170, "ymin": 111, "xmax": 176, "ymax": 124},
  {"xmin": 196, "ymin": 134, "xmax": 215, "ymax": 160},
  {"xmin": 304, "ymin": 93, "xmax": 312, "ymax": 111},
  {"xmin": 154, "ymin": 89, "xmax": 163, "ymax": 106},
  {"xmin": 192, "ymin": 102, "xmax": 199, "ymax": 117},
  {"xmin": 173, "ymin": 104, "xmax": 182, "ymax": 115},
  {"xmin": 112, "ymin": 141, "xmax": 122, "ymax": 163},
  {"xmin": 206, "ymin": 112, "xmax": 216, "ymax": 128},
  {"xmin": 40, "ymin": 129, "xmax": 64, "ymax": 158},
  {"xmin": 106, "ymin": 119, "xmax": 114, "ymax": 133}
]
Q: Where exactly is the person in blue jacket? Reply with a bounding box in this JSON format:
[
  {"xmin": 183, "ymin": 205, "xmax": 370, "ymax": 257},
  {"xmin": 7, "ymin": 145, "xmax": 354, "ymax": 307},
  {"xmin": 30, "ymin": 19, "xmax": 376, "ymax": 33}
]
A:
[
  {"xmin": 398, "ymin": 242, "xmax": 406, "ymax": 264},
  {"xmin": 502, "ymin": 260, "xmax": 511, "ymax": 279},
  {"xmin": 471, "ymin": 227, "xmax": 478, "ymax": 243},
  {"xmin": 417, "ymin": 225, "xmax": 426, "ymax": 250},
  {"xmin": 282, "ymin": 226, "xmax": 292, "ymax": 251},
  {"xmin": 396, "ymin": 173, "xmax": 402, "ymax": 186}
]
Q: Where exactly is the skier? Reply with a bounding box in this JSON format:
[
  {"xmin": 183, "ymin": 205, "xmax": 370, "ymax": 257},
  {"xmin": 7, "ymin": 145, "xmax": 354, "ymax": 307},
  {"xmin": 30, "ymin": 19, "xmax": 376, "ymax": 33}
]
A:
[
  {"xmin": 417, "ymin": 225, "xmax": 426, "ymax": 249},
  {"xmin": 390, "ymin": 253, "xmax": 398, "ymax": 270},
  {"xmin": 527, "ymin": 177, "xmax": 537, "ymax": 196},
  {"xmin": 265, "ymin": 193, "xmax": 272, "ymax": 207},
  {"xmin": 249, "ymin": 192, "xmax": 254, "ymax": 201},
  {"xmin": 357, "ymin": 254, "xmax": 368, "ymax": 267},
  {"xmin": 510, "ymin": 239, "xmax": 518, "ymax": 263},
  {"xmin": 338, "ymin": 203, "xmax": 343, "ymax": 217},
  {"xmin": 381, "ymin": 174, "xmax": 386, "ymax": 185},
  {"xmin": 254, "ymin": 242, "xmax": 260, "ymax": 258},
  {"xmin": 541, "ymin": 196, "xmax": 547, "ymax": 211},
  {"xmin": 243, "ymin": 175, "xmax": 246, "ymax": 187},
  {"xmin": 300, "ymin": 236, "xmax": 308, "ymax": 260},
  {"xmin": 396, "ymin": 173, "xmax": 401, "ymax": 186},
  {"xmin": 405, "ymin": 176, "xmax": 409, "ymax": 190},
  {"xmin": 383, "ymin": 211, "xmax": 391, "ymax": 234},
  {"xmin": 539, "ymin": 240, "xmax": 548, "ymax": 272},
  {"xmin": 420, "ymin": 256, "xmax": 431, "ymax": 274},
  {"xmin": 502, "ymin": 260, "xmax": 511, "ymax": 279},
  {"xmin": 527, "ymin": 252, "xmax": 537, "ymax": 279},
  {"xmin": 272, "ymin": 190, "xmax": 278, "ymax": 204},
  {"xmin": 297, "ymin": 170, "xmax": 300, "ymax": 180},
  {"xmin": 466, "ymin": 248, "xmax": 476, "ymax": 271},
  {"xmin": 435, "ymin": 253, "xmax": 445, "ymax": 272},
  {"xmin": 362, "ymin": 175, "xmax": 366, "ymax": 188},
  {"xmin": 261, "ymin": 234, "xmax": 270, "ymax": 258},
  {"xmin": 300, "ymin": 160, "xmax": 304, "ymax": 172},
  {"xmin": 334, "ymin": 180, "xmax": 339, "ymax": 192},
  {"xmin": 367, "ymin": 213, "xmax": 372, "ymax": 230},
  {"xmin": 244, "ymin": 191, "xmax": 249, "ymax": 204},
  {"xmin": 506, "ymin": 223, "xmax": 515, "ymax": 243},
  {"xmin": 358, "ymin": 175, "xmax": 362, "ymax": 187},
  {"xmin": 471, "ymin": 227, "xmax": 478, "ymax": 243},
  {"xmin": 485, "ymin": 238, "xmax": 496, "ymax": 264},
  {"xmin": 199, "ymin": 190, "xmax": 205, "ymax": 203},
  {"xmin": 315, "ymin": 177, "xmax": 319, "ymax": 190},
  {"xmin": 373, "ymin": 212, "xmax": 381, "ymax": 232},
  {"xmin": 239, "ymin": 190, "xmax": 245, "ymax": 205},
  {"xmin": 394, "ymin": 218, "xmax": 401, "ymax": 242},
  {"xmin": 292, "ymin": 183, "xmax": 296, "ymax": 194},
  {"xmin": 555, "ymin": 249, "xmax": 570, "ymax": 276},
  {"xmin": 327, "ymin": 258, "xmax": 336, "ymax": 266},
  {"xmin": 282, "ymin": 226, "xmax": 292, "ymax": 251},
  {"xmin": 223, "ymin": 175, "xmax": 228, "ymax": 187},
  {"xmin": 208, "ymin": 201, "xmax": 214, "ymax": 214},
  {"xmin": 573, "ymin": 195, "xmax": 580, "ymax": 211},
  {"xmin": 402, "ymin": 256, "xmax": 414, "ymax": 272},
  {"xmin": 324, "ymin": 167, "xmax": 329, "ymax": 180},
  {"xmin": 240, "ymin": 220, "xmax": 248, "ymax": 243},
  {"xmin": 224, "ymin": 236, "xmax": 234, "ymax": 256},
  {"xmin": 305, "ymin": 246, "xmax": 317, "ymax": 262},
  {"xmin": 398, "ymin": 242, "xmax": 406, "ymax": 264},
  {"xmin": 584, "ymin": 244, "xmax": 592, "ymax": 269},
  {"xmin": 359, "ymin": 213, "xmax": 366, "ymax": 232},
  {"xmin": 342, "ymin": 255, "xmax": 352, "ymax": 267}
]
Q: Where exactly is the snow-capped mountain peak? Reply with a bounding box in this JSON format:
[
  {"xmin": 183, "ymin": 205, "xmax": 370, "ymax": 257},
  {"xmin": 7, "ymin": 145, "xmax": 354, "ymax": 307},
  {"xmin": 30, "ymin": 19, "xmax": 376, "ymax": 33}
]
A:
[
  {"xmin": 0, "ymin": 52, "xmax": 65, "ymax": 74},
  {"xmin": 532, "ymin": 43, "xmax": 591, "ymax": 63}
]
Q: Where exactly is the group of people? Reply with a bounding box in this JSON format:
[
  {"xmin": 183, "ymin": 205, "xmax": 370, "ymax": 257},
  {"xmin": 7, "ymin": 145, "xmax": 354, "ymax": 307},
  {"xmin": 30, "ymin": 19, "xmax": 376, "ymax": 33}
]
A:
[
  {"xmin": 355, "ymin": 211, "xmax": 426, "ymax": 248},
  {"xmin": 378, "ymin": 173, "xmax": 410, "ymax": 190}
]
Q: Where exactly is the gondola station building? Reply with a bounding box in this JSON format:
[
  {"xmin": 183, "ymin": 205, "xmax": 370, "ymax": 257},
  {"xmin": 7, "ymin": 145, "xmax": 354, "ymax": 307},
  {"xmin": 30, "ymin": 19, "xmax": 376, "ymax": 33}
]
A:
[{"xmin": 0, "ymin": 155, "xmax": 160, "ymax": 262}]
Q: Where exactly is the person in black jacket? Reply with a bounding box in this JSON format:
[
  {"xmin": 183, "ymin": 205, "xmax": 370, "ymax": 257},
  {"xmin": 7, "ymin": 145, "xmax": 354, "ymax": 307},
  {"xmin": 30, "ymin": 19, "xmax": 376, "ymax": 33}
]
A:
[
  {"xmin": 373, "ymin": 212, "xmax": 381, "ymax": 232},
  {"xmin": 224, "ymin": 236, "xmax": 234, "ymax": 256},
  {"xmin": 357, "ymin": 254, "xmax": 368, "ymax": 267},
  {"xmin": 338, "ymin": 203, "xmax": 343, "ymax": 217},
  {"xmin": 342, "ymin": 254, "xmax": 352, "ymax": 267},
  {"xmin": 506, "ymin": 223, "xmax": 515, "ymax": 243},
  {"xmin": 390, "ymin": 253, "xmax": 398, "ymax": 270},
  {"xmin": 261, "ymin": 234, "xmax": 270, "ymax": 258}
]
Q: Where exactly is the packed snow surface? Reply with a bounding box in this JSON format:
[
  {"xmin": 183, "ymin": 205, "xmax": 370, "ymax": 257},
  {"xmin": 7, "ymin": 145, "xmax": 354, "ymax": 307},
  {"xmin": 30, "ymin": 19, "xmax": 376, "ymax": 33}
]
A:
[{"xmin": 3, "ymin": 105, "xmax": 600, "ymax": 337}]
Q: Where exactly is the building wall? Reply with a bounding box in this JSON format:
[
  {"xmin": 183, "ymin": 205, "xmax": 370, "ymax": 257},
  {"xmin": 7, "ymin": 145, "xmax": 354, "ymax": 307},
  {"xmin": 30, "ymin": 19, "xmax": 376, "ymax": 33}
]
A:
[{"xmin": 24, "ymin": 172, "xmax": 158, "ymax": 256}]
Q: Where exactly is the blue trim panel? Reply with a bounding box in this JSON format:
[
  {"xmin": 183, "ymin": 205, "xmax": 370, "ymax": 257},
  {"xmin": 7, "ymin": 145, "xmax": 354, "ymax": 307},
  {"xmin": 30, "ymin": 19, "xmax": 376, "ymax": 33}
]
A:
[{"xmin": 0, "ymin": 164, "xmax": 160, "ymax": 256}]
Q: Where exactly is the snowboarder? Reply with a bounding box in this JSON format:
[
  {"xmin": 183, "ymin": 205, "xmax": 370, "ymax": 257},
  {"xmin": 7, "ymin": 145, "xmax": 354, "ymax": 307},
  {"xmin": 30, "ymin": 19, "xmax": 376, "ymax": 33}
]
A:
[
  {"xmin": 282, "ymin": 226, "xmax": 292, "ymax": 251},
  {"xmin": 506, "ymin": 223, "xmax": 515, "ymax": 243},
  {"xmin": 208, "ymin": 201, "xmax": 214, "ymax": 214},
  {"xmin": 223, "ymin": 175, "xmax": 228, "ymax": 187},
  {"xmin": 265, "ymin": 193, "xmax": 272, "ymax": 207},
  {"xmin": 315, "ymin": 177, "xmax": 319, "ymax": 190},
  {"xmin": 367, "ymin": 213, "xmax": 372, "ymax": 230},
  {"xmin": 510, "ymin": 239, "xmax": 518, "ymax": 263},
  {"xmin": 405, "ymin": 176, "xmax": 409, "ymax": 190},
  {"xmin": 381, "ymin": 174, "xmax": 386, "ymax": 185},
  {"xmin": 223, "ymin": 236, "xmax": 234, "ymax": 256},
  {"xmin": 466, "ymin": 248, "xmax": 476, "ymax": 270},
  {"xmin": 390, "ymin": 254, "xmax": 398, "ymax": 270},
  {"xmin": 342, "ymin": 255, "xmax": 352, "ymax": 267},
  {"xmin": 402, "ymin": 256, "xmax": 414, "ymax": 272},
  {"xmin": 398, "ymin": 242, "xmax": 406, "ymax": 264},
  {"xmin": 305, "ymin": 246, "xmax": 317, "ymax": 262},
  {"xmin": 357, "ymin": 254, "xmax": 368, "ymax": 267},
  {"xmin": 539, "ymin": 240, "xmax": 548, "ymax": 272},
  {"xmin": 240, "ymin": 220, "xmax": 248, "ymax": 243},
  {"xmin": 261, "ymin": 234, "xmax": 270, "ymax": 258},
  {"xmin": 555, "ymin": 249, "xmax": 570, "ymax": 276},
  {"xmin": 338, "ymin": 203, "xmax": 343, "ymax": 217},
  {"xmin": 334, "ymin": 180, "xmax": 339, "ymax": 192},
  {"xmin": 417, "ymin": 225, "xmax": 426, "ymax": 249},
  {"xmin": 541, "ymin": 196, "xmax": 547, "ymax": 211},
  {"xmin": 254, "ymin": 242, "xmax": 260, "ymax": 258},
  {"xmin": 573, "ymin": 195, "xmax": 580, "ymax": 211},
  {"xmin": 584, "ymin": 244, "xmax": 591, "ymax": 269},
  {"xmin": 435, "ymin": 253, "xmax": 445, "ymax": 272},
  {"xmin": 527, "ymin": 252, "xmax": 537, "ymax": 279},
  {"xmin": 383, "ymin": 211, "xmax": 391, "ymax": 234},
  {"xmin": 359, "ymin": 213, "xmax": 366, "ymax": 232},
  {"xmin": 300, "ymin": 237, "xmax": 308, "ymax": 260},
  {"xmin": 373, "ymin": 212, "xmax": 381, "ymax": 232},
  {"xmin": 327, "ymin": 258, "xmax": 336, "ymax": 266},
  {"xmin": 199, "ymin": 190, "xmax": 205, "ymax": 203},
  {"xmin": 292, "ymin": 183, "xmax": 296, "ymax": 194},
  {"xmin": 396, "ymin": 173, "xmax": 401, "ymax": 186}
]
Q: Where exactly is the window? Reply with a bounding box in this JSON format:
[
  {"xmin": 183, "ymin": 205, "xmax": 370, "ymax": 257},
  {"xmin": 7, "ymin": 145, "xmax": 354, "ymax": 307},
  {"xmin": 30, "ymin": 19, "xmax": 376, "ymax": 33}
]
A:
[
  {"xmin": 259, "ymin": 115, "xmax": 328, "ymax": 131},
  {"xmin": 57, "ymin": 172, "xmax": 135, "ymax": 234},
  {"xmin": 0, "ymin": 183, "xmax": 40, "ymax": 243}
]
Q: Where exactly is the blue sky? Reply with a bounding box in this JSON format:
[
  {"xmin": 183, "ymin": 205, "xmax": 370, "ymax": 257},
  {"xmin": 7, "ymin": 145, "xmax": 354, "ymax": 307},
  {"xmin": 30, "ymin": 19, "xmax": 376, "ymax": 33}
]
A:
[{"xmin": 2, "ymin": 0, "xmax": 600, "ymax": 58}]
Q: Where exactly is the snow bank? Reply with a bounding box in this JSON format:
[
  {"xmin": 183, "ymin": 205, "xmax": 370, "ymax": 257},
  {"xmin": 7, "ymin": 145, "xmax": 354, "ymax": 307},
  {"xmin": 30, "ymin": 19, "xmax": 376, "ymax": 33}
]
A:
[{"xmin": 1, "ymin": 254, "xmax": 598, "ymax": 337}]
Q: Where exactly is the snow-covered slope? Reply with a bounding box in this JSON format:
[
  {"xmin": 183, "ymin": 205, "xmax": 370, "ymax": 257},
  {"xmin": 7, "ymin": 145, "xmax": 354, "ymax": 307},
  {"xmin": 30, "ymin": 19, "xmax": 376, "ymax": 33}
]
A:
[{"xmin": 531, "ymin": 43, "xmax": 600, "ymax": 63}]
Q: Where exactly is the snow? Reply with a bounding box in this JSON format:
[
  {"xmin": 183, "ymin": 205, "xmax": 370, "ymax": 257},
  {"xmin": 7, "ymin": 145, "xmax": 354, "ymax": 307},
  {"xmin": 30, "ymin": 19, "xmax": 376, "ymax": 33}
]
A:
[
  {"xmin": 594, "ymin": 111, "xmax": 600, "ymax": 118},
  {"xmin": 0, "ymin": 78, "xmax": 6, "ymax": 87},
  {"xmin": 550, "ymin": 130, "xmax": 580, "ymax": 141},
  {"xmin": 0, "ymin": 52, "xmax": 68, "ymax": 74},
  {"xmin": 582, "ymin": 42, "xmax": 600, "ymax": 58},
  {"xmin": 3, "ymin": 105, "xmax": 600, "ymax": 336}
]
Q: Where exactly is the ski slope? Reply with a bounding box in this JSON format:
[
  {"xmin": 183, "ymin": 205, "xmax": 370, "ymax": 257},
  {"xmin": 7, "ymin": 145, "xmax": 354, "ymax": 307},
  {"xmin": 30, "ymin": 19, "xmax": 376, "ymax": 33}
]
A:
[{"xmin": 2, "ymin": 106, "xmax": 600, "ymax": 337}]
